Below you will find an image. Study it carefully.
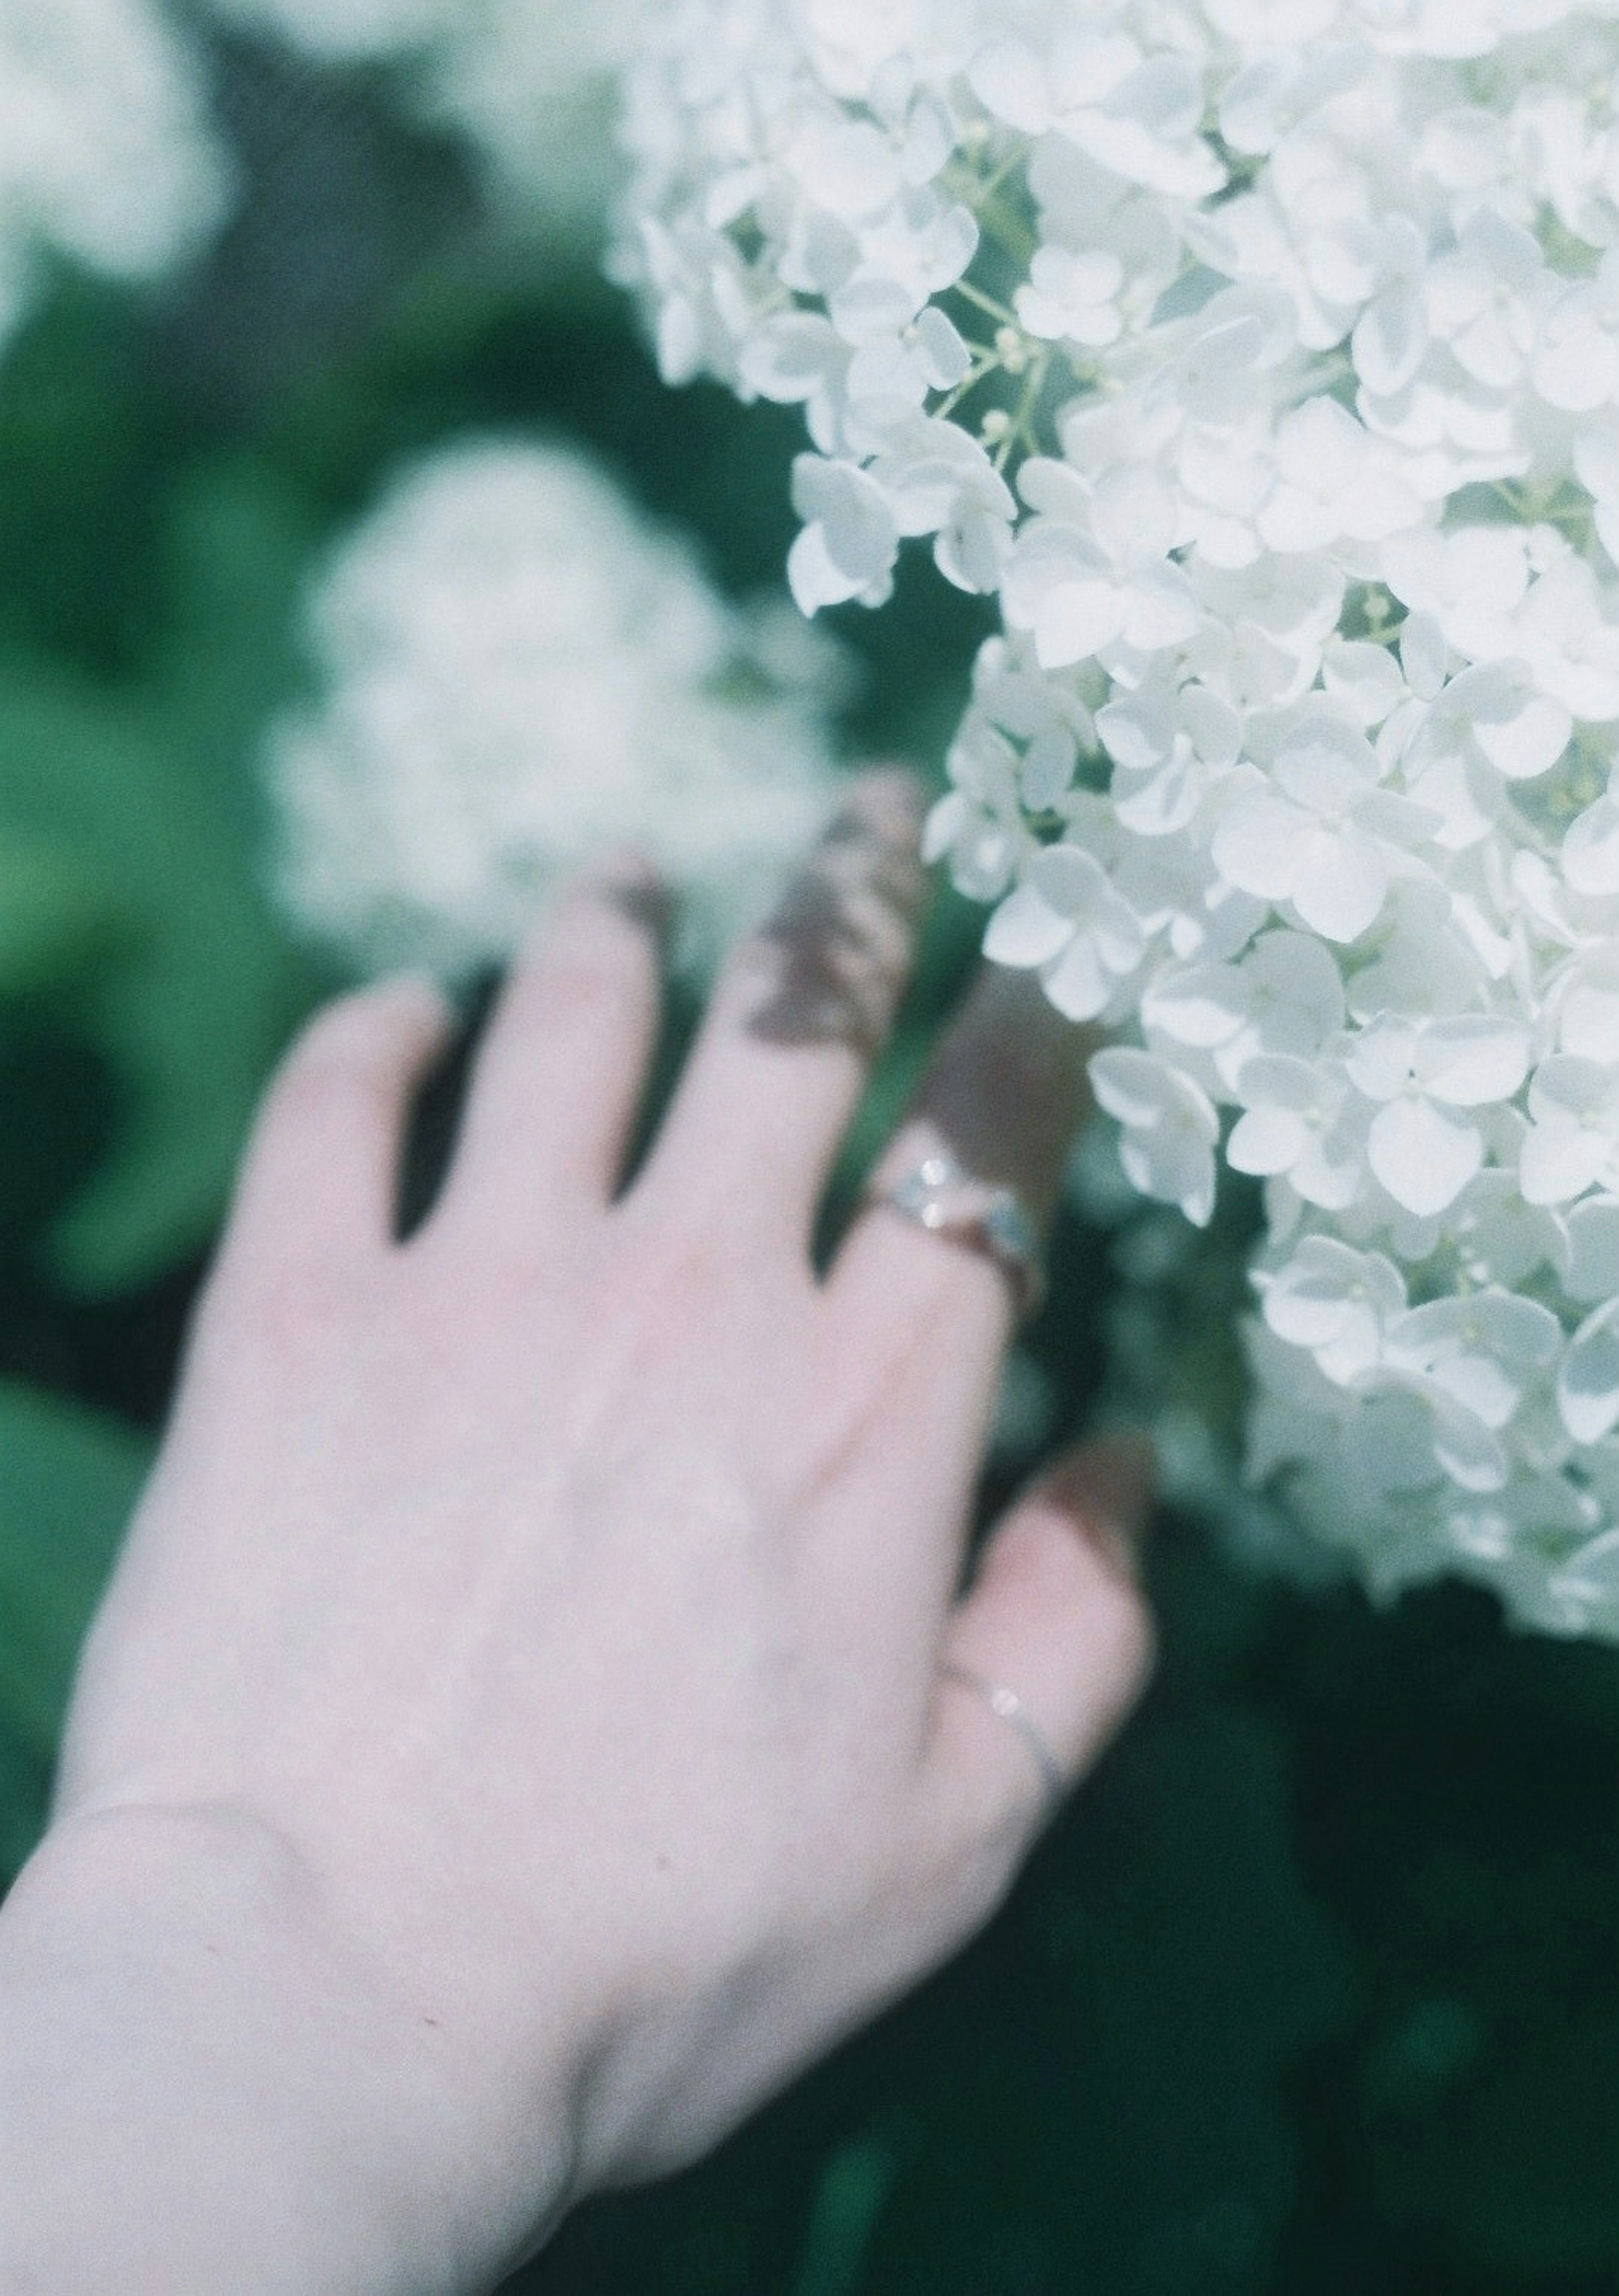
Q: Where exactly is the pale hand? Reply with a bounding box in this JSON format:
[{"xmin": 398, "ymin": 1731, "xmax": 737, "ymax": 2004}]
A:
[{"xmin": 0, "ymin": 774, "xmax": 1153, "ymax": 2295}]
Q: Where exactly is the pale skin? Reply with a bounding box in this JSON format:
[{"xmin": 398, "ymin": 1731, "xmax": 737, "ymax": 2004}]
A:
[{"xmin": 0, "ymin": 771, "xmax": 1154, "ymax": 2295}]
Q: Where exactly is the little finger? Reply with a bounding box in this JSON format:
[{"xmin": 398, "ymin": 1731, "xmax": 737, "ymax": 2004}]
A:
[{"xmin": 909, "ymin": 1436, "xmax": 1156, "ymax": 1881}]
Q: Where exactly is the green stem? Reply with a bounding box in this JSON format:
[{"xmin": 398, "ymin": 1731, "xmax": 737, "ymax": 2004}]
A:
[
  {"xmin": 952, "ymin": 278, "xmax": 1020, "ymax": 328},
  {"xmin": 995, "ymin": 350, "xmax": 1050, "ymax": 471},
  {"xmin": 934, "ymin": 353, "xmax": 1005, "ymax": 422}
]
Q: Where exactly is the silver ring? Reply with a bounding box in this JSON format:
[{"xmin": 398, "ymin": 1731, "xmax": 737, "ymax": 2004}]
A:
[
  {"xmin": 941, "ymin": 1663, "xmax": 1066, "ymax": 1823},
  {"xmin": 870, "ymin": 1150, "xmax": 1047, "ymax": 1321}
]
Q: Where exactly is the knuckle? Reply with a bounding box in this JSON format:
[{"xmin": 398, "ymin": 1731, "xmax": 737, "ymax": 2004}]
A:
[{"xmin": 606, "ymin": 1203, "xmax": 733, "ymax": 1322}]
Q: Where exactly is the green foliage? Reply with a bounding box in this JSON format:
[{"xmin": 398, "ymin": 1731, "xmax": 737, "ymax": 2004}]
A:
[
  {"xmin": 0, "ymin": 347, "xmax": 324, "ymax": 1287},
  {"xmin": 0, "ymin": 827, "xmax": 117, "ymax": 1000},
  {"xmin": 0, "ymin": 624, "xmax": 305, "ymax": 1291},
  {"xmin": 0, "ymin": 1381, "xmax": 149, "ymax": 1870}
]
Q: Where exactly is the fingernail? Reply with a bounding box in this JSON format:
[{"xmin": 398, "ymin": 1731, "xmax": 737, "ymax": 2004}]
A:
[
  {"xmin": 833, "ymin": 765, "xmax": 926, "ymax": 843},
  {"xmin": 587, "ymin": 842, "xmax": 662, "ymax": 889},
  {"xmin": 580, "ymin": 846, "xmax": 673, "ymax": 931},
  {"xmin": 1051, "ymin": 1430, "xmax": 1157, "ymax": 1579}
]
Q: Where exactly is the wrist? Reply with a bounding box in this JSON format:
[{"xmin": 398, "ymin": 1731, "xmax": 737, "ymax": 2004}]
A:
[{"xmin": 0, "ymin": 1804, "xmax": 578, "ymax": 2294}]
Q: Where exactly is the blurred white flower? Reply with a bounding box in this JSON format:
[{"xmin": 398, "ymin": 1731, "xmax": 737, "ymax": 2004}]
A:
[
  {"xmin": 0, "ymin": 0, "xmax": 229, "ymax": 347},
  {"xmin": 268, "ymin": 439, "xmax": 846, "ymax": 975},
  {"xmin": 210, "ymin": 0, "xmax": 647, "ymax": 242}
]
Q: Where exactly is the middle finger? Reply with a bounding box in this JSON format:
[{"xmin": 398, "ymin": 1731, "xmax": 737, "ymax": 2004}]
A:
[{"xmin": 632, "ymin": 770, "xmax": 927, "ymax": 1253}]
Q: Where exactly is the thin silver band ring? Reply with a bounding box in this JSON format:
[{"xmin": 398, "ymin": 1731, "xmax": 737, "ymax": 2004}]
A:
[
  {"xmin": 868, "ymin": 1150, "xmax": 1047, "ymax": 1321},
  {"xmin": 941, "ymin": 1661, "xmax": 1066, "ymax": 1824}
]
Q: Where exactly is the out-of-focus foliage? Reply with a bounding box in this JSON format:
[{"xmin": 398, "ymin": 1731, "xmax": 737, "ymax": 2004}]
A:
[
  {"xmin": 0, "ymin": 1380, "xmax": 150, "ymax": 1869},
  {"xmin": 0, "ymin": 20, "xmax": 1614, "ymax": 2296}
]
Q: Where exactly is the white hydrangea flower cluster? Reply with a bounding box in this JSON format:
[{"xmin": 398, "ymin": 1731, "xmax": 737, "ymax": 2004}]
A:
[
  {"xmin": 0, "ymin": 0, "xmax": 229, "ymax": 348},
  {"xmin": 618, "ymin": 0, "xmax": 1619, "ymax": 1639},
  {"xmin": 269, "ymin": 438, "xmax": 847, "ymax": 977},
  {"xmin": 210, "ymin": 0, "xmax": 648, "ymax": 240}
]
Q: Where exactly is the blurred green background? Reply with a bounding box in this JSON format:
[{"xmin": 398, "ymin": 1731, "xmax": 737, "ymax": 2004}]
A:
[{"xmin": 1, "ymin": 22, "xmax": 1616, "ymax": 2293}]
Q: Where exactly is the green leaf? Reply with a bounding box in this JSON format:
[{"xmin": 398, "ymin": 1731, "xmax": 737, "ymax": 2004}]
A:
[
  {"xmin": 0, "ymin": 825, "xmax": 118, "ymax": 997},
  {"xmin": 0, "ymin": 654, "xmax": 292, "ymax": 1290},
  {"xmin": 0, "ymin": 461, "xmax": 322, "ymax": 1292},
  {"xmin": 0, "ymin": 1380, "xmax": 149, "ymax": 1767}
]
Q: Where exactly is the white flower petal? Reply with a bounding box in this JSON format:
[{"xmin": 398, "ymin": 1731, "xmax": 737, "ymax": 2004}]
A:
[
  {"xmin": 1290, "ymin": 828, "xmax": 1387, "ymax": 943},
  {"xmin": 1563, "ymin": 794, "xmax": 1619, "ymax": 896},
  {"xmin": 1472, "ymin": 689, "xmax": 1572, "ymax": 781},
  {"xmin": 983, "ymin": 882, "xmax": 1073, "ymax": 968},
  {"xmin": 1560, "ymin": 1299, "xmax": 1619, "ymax": 1446},
  {"xmin": 1418, "ymin": 1017, "xmax": 1532, "ymax": 1107},
  {"xmin": 1211, "ymin": 791, "xmax": 1305, "ymax": 901},
  {"xmin": 1565, "ymin": 1197, "xmax": 1619, "ymax": 1303},
  {"xmin": 1368, "ymin": 1096, "xmax": 1482, "ymax": 1216},
  {"xmin": 1520, "ymin": 1118, "xmax": 1611, "ymax": 1206},
  {"xmin": 1228, "ymin": 1105, "xmax": 1308, "ymax": 1176},
  {"xmin": 967, "ymin": 38, "xmax": 1053, "ymax": 135},
  {"xmin": 1041, "ymin": 934, "xmax": 1112, "ymax": 1020},
  {"xmin": 1033, "ymin": 578, "xmax": 1126, "ymax": 668}
]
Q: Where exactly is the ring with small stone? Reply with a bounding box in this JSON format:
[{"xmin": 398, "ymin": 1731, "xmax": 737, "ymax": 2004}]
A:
[{"xmin": 868, "ymin": 1149, "xmax": 1047, "ymax": 1322}]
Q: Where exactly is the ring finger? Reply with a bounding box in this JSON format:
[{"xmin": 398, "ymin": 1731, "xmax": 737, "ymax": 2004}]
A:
[{"xmin": 827, "ymin": 963, "xmax": 1094, "ymax": 1428}]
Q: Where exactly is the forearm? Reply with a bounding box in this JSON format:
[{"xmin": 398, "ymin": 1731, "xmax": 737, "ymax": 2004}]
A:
[{"xmin": 0, "ymin": 1808, "xmax": 573, "ymax": 2296}]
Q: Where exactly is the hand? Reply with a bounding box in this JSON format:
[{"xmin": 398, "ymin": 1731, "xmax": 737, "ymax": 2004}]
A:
[{"xmin": 0, "ymin": 772, "xmax": 1153, "ymax": 2294}]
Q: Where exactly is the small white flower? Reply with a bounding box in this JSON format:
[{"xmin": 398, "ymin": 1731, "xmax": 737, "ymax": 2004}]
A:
[
  {"xmin": 1016, "ymin": 245, "xmax": 1125, "ymax": 349},
  {"xmin": 1143, "ymin": 927, "xmax": 1345, "ymax": 1090},
  {"xmin": 1423, "ymin": 208, "xmax": 1549, "ymax": 391},
  {"xmin": 786, "ymin": 455, "xmax": 899, "ymax": 614},
  {"xmin": 1211, "ymin": 717, "xmax": 1435, "ymax": 943},
  {"xmin": 1347, "ymin": 1015, "xmax": 1532, "ymax": 1217},
  {"xmin": 1090, "ymin": 1046, "xmax": 1220, "ymax": 1226},
  {"xmin": 268, "ymin": 439, "xmax": 844, "ymax": 974},
  {"xmin": 1532, "ymin": 248, "xmax": 1619, "ymax": 415},
  {"xmin": 984, "ymin": 842, "xmax": 1144, "ymax": 1022},
  {"xmin": 1228, "ymin": 1056, "xmax": 1364, "ymax": 1208},
  {"xmin": 1348, "ymin": 1365, "xmax": 1508, "ymax": 1495},
  {"xmin": 842, "ymin": 310, "xmax": 973, "ymax": 452},
  {"xmin": 968, "ymin": 633, "xmax": 1094, "ymax": 813},
  {"xmin": 1382, "ymin": 1290, "xmax": 1563, "ymax": 1432},
  {"xmin": 1258, "ymin": 398, "xmax": 1423, "ymax": 555},
  {"xmin": 924, "ymin": 716, "xmax": 1028, "ymax": 904},
  {"xmin": 1521, "ymin": 1057, "xmax": 1619, "ymax": 1206},
  {"xmin": 1380, "ymin": 526, "xmax": 1530, "ymax": 664},
  {"xmin": 1513, "ymin": 559, "xmax": 1619, "ymax": 727},
  {"xmin": 738, "ymin": 313, "xmax": 850, "ymax": 453},
  {"xmin": 1097, "ymin": 679, "xmax": 1242, "ymax": 837},
  {"xmin": 870, "ymin": 419, "xmax": 1015, "ymax": 593},
  {"xmin": 1001, "ymin": 467, "xmax": 1200, "ymax": 670},
  {"xmin": 1259, "ymin": 1235, "xmax": 1405, "ymax": 1384}
]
